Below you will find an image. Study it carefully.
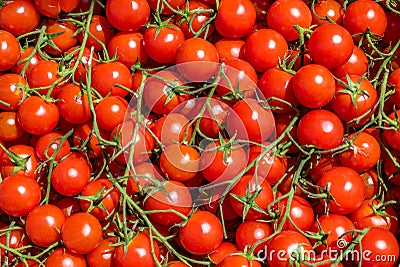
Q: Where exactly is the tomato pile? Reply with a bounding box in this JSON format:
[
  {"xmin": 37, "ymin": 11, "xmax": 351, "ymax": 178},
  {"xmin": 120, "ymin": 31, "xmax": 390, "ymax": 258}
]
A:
[{"xmin": 0, "ymin": 0, "xmax": 399, "ymax": 266}]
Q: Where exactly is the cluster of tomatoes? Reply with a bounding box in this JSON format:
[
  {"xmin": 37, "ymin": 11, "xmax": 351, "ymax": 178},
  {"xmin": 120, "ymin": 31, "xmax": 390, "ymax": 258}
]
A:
[{"xmin": 0, "ymin": 0, "xmax": 399, "ymax": 266}]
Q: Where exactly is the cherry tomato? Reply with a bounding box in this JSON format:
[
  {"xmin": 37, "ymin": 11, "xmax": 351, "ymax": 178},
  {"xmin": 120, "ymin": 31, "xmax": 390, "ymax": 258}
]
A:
[
  {"xmin": 209, "ymin": 242, "xmax": 238, "ymax": 264},
  {"xmin": 309, "ymin": 154, "xmax": 341, "ymax": 183},
  {"xmin": 0, "ymin": 226, "xmax": 31, "ymax": 262},
  {"xmin": 311, "ymin": 0, "xmax": 344, "ymax": 25},
  {"xmin": 236, "ymin": 220, "xmax": 273, "ymax": 254},
  {"xmin": 44, "ymin": 20, "xmax": 78, "ymax": 56},
  {"xmin": 92, "ymin": 62, "xmax": 132, "ymax": 97},
  {"xmin": 179, "ymin": 210, "xmax": 223, "ymax": 255},
  {"xmin": 108, "ymin": 32, "xmax": 147, "ymax": 68},
  {"xmin": 308, "ymin": 23, "xmax": 353, "ymax": 70},
  {"xmin": 266, "ymin": 0, "xmax": 312, "ymax": 41},
  {"xmin": 176, "ymin": 1, "xmax": 215, "ymax": 38},
  {"xmin": 26, "ymin": 60, "xmax": 63, "ymax": 97},
  {"xmin": 389, "ymin": 68, "xmax": 400, "ymax": 106},
  {"xmin": 217, "ymin": 255, "xmax": 262, "ymax": 267},
  {"xmin": 106, "ymin": 0, "xmax": 150, "ymax": 32},
  {"xmin": 68, "ymin": 46, "xmax": 98, "ymax": 83},
  {"xmin": 215, "ymin": 0, "xmax": 256, "ymax": 38},
  {"xmin": 26, "ymin": 204, "xmax": 66, "ymax": 247},
  {"xmin": 333, "ymin": 46, "xmax": 368, "ymax": 78},
  {"xmin": 0, "ymin": 174, "xmax": 41, "ymax": 217},
  {"xmin": 45, "ymin": 248, "xmax": 86, "ymax": 267},
  {"xmin": 148, "ymin": 0, "xmax": 185, "ymax": 14},
  {"xmin": 0, "ymin": 0, "xmax": 40, "ymax": 36},
  {"xmin": 318, "ymin": 166, "xmax": 366, "ymax": 214},
  {"xmin": 80, "ymin": 15, "xmax": 114, "ymax": 52},
  {"xmin": 35, "ymin": 132, "xmax": 71, "ymax": 161},
  {"xmin": 57, "ymin": 83, "xmax": 92, "ymax": 125},
  {"xmin": 214, "ymin": 38, "xmax": 245, "ymax": 60},
  {"xmin": 95, "ymin": 96, "xmax": 128, "ymax": 132},
  {"xmin": 277, "ymin": 195, "xmax": 315, "ymax": 232},
  {"xmin": 383, "ymin": 110, "xmax": 400, "ymax": 152},
  {"xmin": 0, "ymin": 74, "xmax": 26, "ymax": 111},
  {"xmin": 34, "ymin": 0, "xmax": 79, "ymax": 18},
  {"xmin": 0, "ymin": 112, "xmax": 24, "ymax": 141},
  {"xmin": 0, "ymin": 30, "xmax": 20, "ymax": 72},
  {"xmin": 11, "ymin": 47, "xmax": 43, "ymax": 75},
  {"xmin": 86, "ymin": 238, "xmax": 116, "ymax": 267},
  {"xmin": 152, "ymin": 113, "xmax": 193, "ymax": 146},
  {"xmin": 0, "ymin": 144, "xmax": 39, "ymax": 178},
  {"xmin": 246, "ymin": 142, "xmax": 280, "ymax": 185}
]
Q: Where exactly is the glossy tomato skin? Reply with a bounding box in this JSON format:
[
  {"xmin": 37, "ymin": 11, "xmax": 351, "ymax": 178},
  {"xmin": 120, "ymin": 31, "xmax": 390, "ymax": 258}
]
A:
[
  {"xmin": 107, "ymin": 32, "xmax": 147, "ymax": 68},
  {"xmin": 114, "ymin": 232, "xmax": 160, "ymax": 267},
  {"xmin": 44, "ymin": 21, "xmax": 78, "ymax": 56},
  {"xmin": 175, "ymin": 38, "xmax": 219, "ymax": 81},
  {"xmin": 61, "ymin": 212, "xmax": 102, "ymax": 255},
  {"xmin": 143, "ymin": 25, "xmax": 185, "ymax": 64},
  {"xmin": 45, "ymin": 248, "xmax": 86, "ymax": 267},
  {"xmin": 0, "ymin": 74, "xmax": 26, "ymax": 111},
  {"xmin": 339, "ymin": 132, "xmax": 380, "ymax": 172},
  {"xmin": 356, "ymin": 228, "xmax": 399, "ymax": 267},
  {"xmin": 0, "ymin": 174, "xmax": 41, "ymax": 217},
  {"xmin": 95, "ymin": 96, "xmax": 128, "ymax": 132},
  {"xmin": 236, "ymin": 220, "xmax": 273, "ymax": 254},
  {"xmin": 308, "ymin": 24, "xmax": 353, "ymax": 70},
  {"xmin": 35, "ymin": 132, "xmax": 71, "ymax": 162},
  {"xmin": 266, "ymin": 0, "xmax": 312, "ymax": 41},
  {"xmin": 297, "ymin": 109, "xmax": 344, "ymax": 150},
  {"xmin": 215, "ymin": 0, "xmax": 256, "ymax": 38},
  {"xmin": 292, "ymin": 64, "xmax": 335, "ymax": 108},
  {"xmin": 34, "ymin": 0, "xmax": 79, "ymax": 18},
  {"xmin": 209, "ymin": 242, "xmax": 238, "ymax": 265},
  {"xmin": 277, "ymin": 195, "xmax": 315, "ymax": 232},
  {"xmin": 214, "ymin": 38, "xmax": 245, "ymax": 60},
  {"xmin": 57, "ymin": 83, "xmax": 92, "ymax": 125},
  {"xmin": 244, "ymin": 29, "xmax": 288, "ymax": 73},
  {"xmin": 0, "ymin": 111, "xmax": 24, "ymax": 141},
  {"xmin": 92, "ymin": 62, "xmax": 132, "ymax": 97},
  {"xmin": 106, "ymin": 0, "xmax": 150, "ymax": 32},
  {"xmin": 217, "ymin": 255, "xmax": 261, "ymax": 267},
  {"xmin": 312, "ymin": 0, "xmax": 344, "ymax": 25},
  {"xmin": 12, "ymin": 47, "xmax": 43, "ymax": 76},
  {"xmin": 144, "ymin": 180, "xmax": 192, "ymax": 226},
  {"xmin": 0, "ymin": 144, "xmax": 39, "ymax": 178},
  {"xmin": 179, "ymin": 210, "xmax": 223, "ymax": 255},
  {"xmin": 333, "ymin": 46, "xmax": 368, "ymax": 78},
  {"xmin": 0, "ymin": 30, "xmax": 20, "ymax": 71},
  {"xmin": 68, "ymin": 46, "xmax": 98, "ymax": 83},
  {"xmin": 0, "ymin": 226, "xmax": 31, "ymax": 262},
  {"xmin": 0, "ymin": 0, "xmax": 40, "ymax": 36},
  {"xmin": 383, "ymin": 110, "xmax": 400, "ymax": 151},
  {"xmin": 148, "ymin": 0, "xmax": 185, "ymax": 14},
  {"xmin": 309, "ymin": 154, "xmax": 341, "ymax": 182},
  {"xmin": 343, "ymin": 0, "xmax": 387, "ymax": 39},
  {"xmin": 318, "ymin": 166, "xmax": 366, "ymax": 214},
  {"xmin": 86, "ymin": 238, "xmax": 117, "ymax": 267},
  {"xmin": 27, "ymin": 60, "xmax": 63, "ymax": 97},
  {"xmin": 26, "ymin": 204, "xmax": 66, "ymax": 247},
  {"xmin": 80, "ymin": 15, "xmax": 114, "ymax": 52},
  {"xmin": 176, "ymin": 1, "xmax": 214, "ymax": 38}
]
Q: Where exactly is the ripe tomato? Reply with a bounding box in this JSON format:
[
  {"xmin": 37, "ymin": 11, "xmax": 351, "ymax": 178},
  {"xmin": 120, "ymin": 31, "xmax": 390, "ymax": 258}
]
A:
[
  {"xmin": 0, "ymin": 112, "xmax": 24, "ymax": 141},
  {"xmin": 0, "ymin": 30, "xmax": 20, "ymax": 72},
  {"xmin": 267, "ymin": 230, "xmax": 313, "ymax": 267},
  {"xmin": 57, "ymin": 83, "xmax": 92, "ymax": 125},
  {"xmin": 114, "ymin": 232, "xmax": 161, "ymax": 267},
  {"xmin": 215, "ymin": 0, "xmax": 256, "ymax": 38},
  {"xmin": 80, "ymin": 179, "xmax": 121, "ymax": 221},
  {"xmin": 92, "ymin": 62, "xmax": 132, "ymax": 97},
  {"xmin": 144, "ymin": 180, "xmax": 192, "ymax": 226},
  {"xmin": 361, "ymin": 168, "xmax": 379, "ymax": 199},
  {"xmin": 333, "ymin": 46, "xmax": 368, "ymax": 78},
  {"xmin": 34, "ymin": 0, "xmax": 79, "ymax": 18},
  {"xmin": 80, "ymin": 15, "xmax": 114, "ymax": 52},
  {"xmin": 0, "ymin": 174, "xmax": 41, "ymax": 217},
  {"xmin": 17, "ymin": 96, "xmax": 59, "ymax": 135},
  {"xmin": 311, "ymin": 0, "xmax": 344, "ymax": 25},
  {"xmin": 143, "ymin": 24, "xmax": 185, "ymax": 64},
  {"xmin": 27, "ymin": 60, "xmax": 63, "ymax": 97},
  {"xmin": 199, "ymin": 139, "xmax": 247, "ymax": 183},
  {"xmin": 246, "ymin": 142, "xmax": 279, "ymax": 185},
  {"xmin": 236, "ymin": 220, "xmax": 273, "ymax": 254},
  {"xmin": 226, "ymin": 98, "xmax": 275, "ymax": 143},
  {"xmin": 339, "ymin": 132, "xmax": 380, "ymax": 172},
  {"xmin": 35, "ymin": 132, "xmax": 71, "ymax": 161},
  {"xmin": 292, "ymin": 64, "xmax": 335, "ymax": 108},
  {"xmin": 68, "ymin": 46, "xmax": 98, "ymax": 83},
  {"xmin": 217, "ymin": 255, "xmax": 262, "ymax": 267},
  {"xmin": 61, "ymin": 212, "xmax": 102, "ymax": 254},
  {"xmin": 106, "ymin": 0, "xmax": 150, "ymax": 32},
  {"xmin": 0, "ymin": 0, "xmax": 40, "ymax": 36},
  {"xmin": 266, "ymin": 0, "xmax": 312, "ymax": 41},
  {"xmin": 95, "ymin": 96, "xmax": 128, "ymax": 132},
  {"xmin": 0, "ymin": 226, "xmax": 31, "ymax": 262},
  {"xmin": 45, "ymin": 248, "xmax": 86, "ymax": 267},
  {"xmin": 73, "ymin": 121, "xmax": 108, "ymax": 159},
  {"xmin": 179, "ymin": 210, "xmax": 223, "ymax": 255},
  {"xmin": 0, "ymin": 74, "xmax": 26, "ymax": 111},
  {"xmin": 86, "ymin": 238, "xmax": 116, "ymax": 267},
  {"xmin": 331, "ymin": 75, "xmax": 378, "ymax": 125},
  {"xmin": 209, "ymin": 242, "xmax": 238, "ymax": 264},
  {"xmin": 355, "ymin": 228, "xmax": 399, "ymax": 267},
  {"xmin": 229, "ymin": 174, "xmax": 274, "ymax": 220},
  {"xmin": 147, "ymin": 0, "xmax": 185, "ymax": 14},
  {"xmin": 308, "ymin": 23, "xmax": 353, "ymax": 70},
  {"xmin": 318, "ymin": 166, "xmax": 366, "ymax": 214},
  {"xmin": 107, "ymin": 32, "xmax": 147, "ymax": 68},
  {"xmin": 277, "ymin": 195, "xmax": 315, "ymax": 232},
  {"xmin": 214, "ymin": 38, "xmax": 245, "ymax": 60},
  {"xmin": 26, "ymin": 204, "xmax": 66, "ymax": 247},
  {"xmin": 343, "ymin": 0, "xmax": 387, "ymax": 39},
  {"xmin": 383, "ymin": 110, "xmax": 400, "ymax": 151},
  {"xmin": 51, "ymin": 154, "xmax": 91, "ymax": 196},
  {"xmin": 0, "ymin": 144, "xmax": 39, "ymax": 178},
  {"xmin": 152, "ymin": 113, "xmax": 192, "ymax": 146},
  {"xmin": 309, "ymin": 154, "xmax": 341, "ymax": 182},
  {"xmin": 310, "ymin": 214, "xmax": 354, "ymax": 252},
  {"xmin": 175, "ymin": 38, "xmax": 219, "ymax": 81},
  {"xmin": 244, "ymin": 29, "xmax": 288, "ymax": 72},
  {"xmin": 44, "ymin": 20, "xmax": 78, "ymax": 56},
  {"xmin": 176, "ymin": 1, "xmax": 215, "ymax": 38},
  {"xmin": 11, "ymin": 47, "xmax": 43, "ymax": 75},
  {"xmin": 297, "ymin": 109, "xmax": 344, "ymax": 150}
]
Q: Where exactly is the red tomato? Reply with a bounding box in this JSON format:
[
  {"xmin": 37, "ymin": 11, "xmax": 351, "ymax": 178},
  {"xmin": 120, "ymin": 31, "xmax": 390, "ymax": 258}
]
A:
[
  {"xmin": 68, "ymin": 46, "xmax": 98, "ymax": 83},
  {"xmin": 35, "ymin": 132, "xmax": 71, "ymax": 161},
  {"xmin": 236, "ymin": 220, "xmax": 273, "ymax": 253},
  {"xmin": 86, "ymin": 238, "xmax": 116, "ymax": 267},
  {"xmin": 339, "ymin": 132, "xmax": 380, "ymax": 172},
  {"xmin": 215, "ymin": 0, "xmax": 256, "ymax": 38},
  {"xmin": 309, "ymin": 154, "xmax": 341, "ymax": 182},
  {"xmin": 34, "ymin": 0, "xmax": 79, "ymax": 18},
  {"xmin": 44, "ymin": 20, "xmax": 78, "ymax": 56},
  {"xmin": 108, "ymin": 32, "xmax": 148, "ymax": 68},
  {"xmin": 45, "ymin": 248, "xmax": 86, "ymax": 267},
  {"xmin": 244, "ymin": 29, "xmax": 288, "ymax": 72},
  {"xmin": 209, "ymin": 242, "xmax": 238, "ymax": 265},
  {"xmin": 27, "ymin": 60, "xmax": 63, "ymax": 97},
  {"xmin": 0, "ymin": 74, "xmax": 26, "ymax": 111},
  {"xmin": 0, "ymin": 0, "xmax": 40, "ymax": 36},
  {"xmin": 308, "ymin": 23, "xmax": 353, "ymax": 70},
  {"xmin": 57, "ymin": 83, "xmax": 92, "ymax": 125},
  {"xmin": 0, "ymin": 30, "xmax": 20, "ymax": 71},
  {"xmin": 26, "ymin": 204, "xmax": 66, "ymax": 247},
  {"xmin": 0, "ymin": 174, "xmax": 41, "ymax": 217},
  {"xmin": 176, "ymin": 1, "xmax": 215, "ymax": 38},
  {"xmin": 175, "ymin": 38, "xmax": 219, "ymax": 81},
  {"xmin": 318, "ymin": 166, "xmax": 366, "ymax": 214},
  {"xmin": 383, "ymin": 110, "xmax": 400, "ymax": 151},
  {"xmin": 361, "ymin": 168, "xmax": 379, "ymax": 199},
  {"xmin": 292, "ymin": 64, "xmax": 335, "ymax": 108},
  {"xmin": 312, "ymin": 0, "xmax": 344, "ymax": 25},
  {"xmin": 0, "ymin": 112, "xmax": 24, "ymax": 141},
  {"xmin": 297, "ymin": 109, "xmax": 344, "ymax": 150},
  {"xmin": 0, "ymin": 144, "xmax": 39, "ymax": 178},
  {"xmin": 277, "ymin": 195, "xmax": 315, "ymax": 232},
  {"xmin": 95, "ymin": 96, "xmax": 128, "ymax": 132},
  {"xmin": 229, "ymin": 174, "xmax": 274, "ymax": 220},
  {"xmin": 355, "ymin": 228, "xmax": 399, "ymax": 267},
  {"xmin": 266, "ymin": 0, "xmax": 312, "ymax": 41},
  {"xmin": 61, "ymin": 212, "xmax": 102, "ymax": 254},
  {"xmin": 152, "ymin": 113, "xmax": 192, "ymax": 146},
  {"xmin": 214, "ymin": 38, "xmax": 245, "ymax": 60},
  {"xmin": 0, "ymin": 226, "xmax": 31, "ymax": 262},
  {"xmin": 80, "ymin": 15, "xmax": 114, "ymax": 52},
  {"xmin": 179, "ymin": 210, "xmax": 223, "ymax": 255},
  {"xmin": 143, "ymin": 24, "xmax": 184, "ymax": 64},
  {"xmin": 333, "ymin": 46, "xmax": 368, "ymax": 78},
  {"xmin": 343, "ymin": 0, "xmax": 387, "ymax": 39},
  {"xmin": 144, "ymin": 180, "xmax": 192, "ymax": 226},
  {"xmin": 106, "ymin": 0, "xmax": 150, "ymax": 32},
  {"xmin": 217, "ymin": 255, "xmax": 262, "ymax": 267},
  {"xmin": 114, "ymin": 232, "xmax": 161, "ymax": 267},
  {"xmin": 51, "ymin": 154, "xmax": 91, "ymax": 196},
  {"xmin": 11, "ymin": 47, "xmax": 43, "ymax": 75},
  {"xmin": 147, "ymin": 0, "xmax": 185, "ymax": 14},
  {"xmin": 92, "ymin": 62, "xmax": 132, "ymax": 97}
]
